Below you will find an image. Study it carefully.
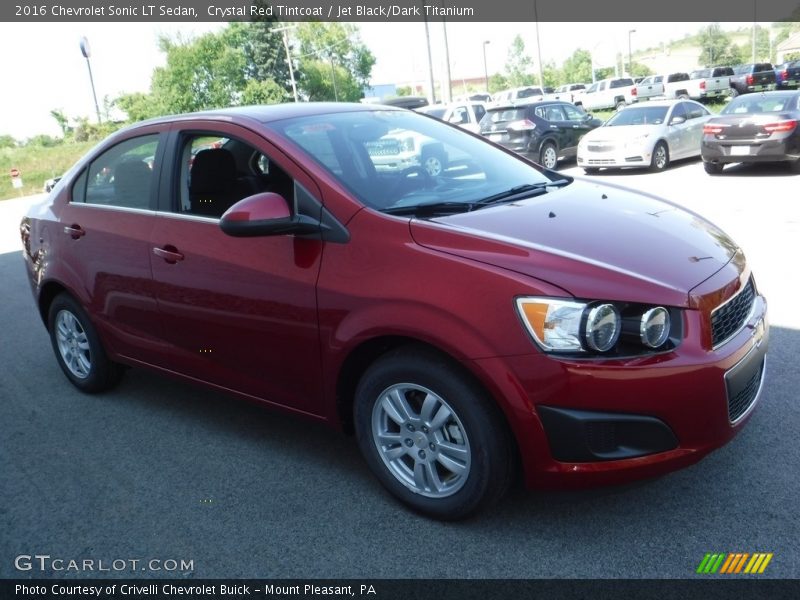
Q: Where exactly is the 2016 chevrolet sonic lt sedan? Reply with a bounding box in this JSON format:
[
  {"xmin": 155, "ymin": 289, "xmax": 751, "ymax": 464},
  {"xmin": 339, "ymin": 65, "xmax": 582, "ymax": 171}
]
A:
[{"xmin": 21, "ymin": 103, "xmax": 768, "ymax": 519}]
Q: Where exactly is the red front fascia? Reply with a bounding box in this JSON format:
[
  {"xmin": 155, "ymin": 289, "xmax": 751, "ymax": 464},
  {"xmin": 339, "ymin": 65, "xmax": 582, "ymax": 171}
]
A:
[{"xmin": 468, "ymin": 292, "xmax": 767, "ymax": 489}]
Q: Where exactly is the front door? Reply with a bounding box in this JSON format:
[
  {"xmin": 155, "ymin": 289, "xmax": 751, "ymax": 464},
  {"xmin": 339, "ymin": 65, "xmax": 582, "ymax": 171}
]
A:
[{"xmin": 149, "ymin": 122, "xmax": 325, "ymax": 416}]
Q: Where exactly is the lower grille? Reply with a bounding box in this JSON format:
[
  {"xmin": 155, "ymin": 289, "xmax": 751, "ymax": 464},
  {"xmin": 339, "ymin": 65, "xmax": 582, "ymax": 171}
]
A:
[
  {"xmin": 711, "ymin": 278, "xmax": 756, "ymax": 348},
  {"xmin": 728, "ymin": 358, "xmax": 765, "ymax": 423}
]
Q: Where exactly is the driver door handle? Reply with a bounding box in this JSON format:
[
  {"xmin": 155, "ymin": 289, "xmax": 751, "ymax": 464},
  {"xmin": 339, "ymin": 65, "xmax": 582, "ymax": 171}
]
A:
[
  {"xmin": 153, "ymin": 246, "xmax": 185, "ymax": 264},
  {"xmin": 63, "ymin": 224, "xmax": 85, "ymax": 239}
]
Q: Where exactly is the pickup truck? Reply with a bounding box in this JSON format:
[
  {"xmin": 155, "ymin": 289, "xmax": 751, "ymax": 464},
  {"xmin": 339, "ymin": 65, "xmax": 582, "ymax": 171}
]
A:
[
  {"xmin": 551, "ymin": 83, "xmax": 587, "ymax": 104},
  {"xmin": 685, "ymin": 67, "xmax": 733, "ymax": 100},
  {"xmin": 729, "ymin": 63, "xmax": 777, "ymax": 96},
  {"xmin": 774, "ymin": 60, "xmax": 800, "ymax": 89},
  {"xmin": 636, "ymin": 73, "xmax": 691, "ymax": 101},
  {"xmin": 576, "ymin": 77, "xmax": 637, "ymax": 111}
]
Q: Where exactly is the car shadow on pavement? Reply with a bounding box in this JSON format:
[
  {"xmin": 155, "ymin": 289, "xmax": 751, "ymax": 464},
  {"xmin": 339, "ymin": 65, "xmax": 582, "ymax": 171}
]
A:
[{"xmin": 711, "ymin": 162, "xmax": 799, "ymax": 177}]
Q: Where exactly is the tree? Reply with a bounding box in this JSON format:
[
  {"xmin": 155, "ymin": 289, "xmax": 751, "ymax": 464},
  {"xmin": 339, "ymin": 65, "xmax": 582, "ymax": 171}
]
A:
[
  {"xmin": 232, "ymin": 14, "xmax": 293, "ymax": 94},
  {"xmin": 150, "ymin": 29, "xmax": 249, "ymax": 114},
  {"xmin": 629, "ymin": 62, "xmax": 653, "ymax": 78},
  {"xmin": 541, "ymin": 61, "xmax": 560, "ymax": 88},
  {"xmin": 488, "ymin": 73, "xmax": 509, "ymax": 93},
  {"xmin": 295, "ymin": 22, "xmax": 375, "ymax": 101},
  {"xmin": 698, "ymin": 23, "xmax": 743, "ymax": 67},
  {"xmin": 504, "ymin": 35, "xmax": 534, "ymax": 87},
  {"xmin": 240, "ymin": 79, "xmax": 287, "ymax": 105},
  {"xmin": 50, "ymin": 109, "xmax": 71, "ymax": 137},
  {"xmin": 0, "ymin": 134, "xmax": 16, "ymax": 149},
  {"xmin": 561, "ymin": 49, "xmax": 593, "ymax": 84},
  {"xmin": 116, "ymin": 92, "xmax": 160, "ymax": 122}
]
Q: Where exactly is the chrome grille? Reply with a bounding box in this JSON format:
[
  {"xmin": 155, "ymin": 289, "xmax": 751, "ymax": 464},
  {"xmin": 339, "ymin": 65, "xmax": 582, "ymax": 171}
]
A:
[
  {"xmin": 711, "ymin": 278, "xmax": 756, "ymax": 348},
  {"xmin": 366, "ymin": 139, "xmax": 401, "ymax": 156}
]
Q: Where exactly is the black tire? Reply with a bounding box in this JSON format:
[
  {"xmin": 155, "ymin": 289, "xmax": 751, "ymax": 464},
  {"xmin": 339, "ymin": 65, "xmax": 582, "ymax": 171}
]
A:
[
  {"xmin": 703, "ymin": 161, "xmax": 724, "ymax": 175},
  {"xmin": 539, "ymin": 141, "xmax": 559, "ymax": 170},
  {"xmin": 615, "ymin": 100, "xmax": 627, "ymax": 111},
  {"xmin": 650, "ymin": 141, "xmax": 670, "ymax": 172},
  {"xmin": 354, "ymin": 346, "xmax": 514, "ymax": 520},
  {"xmin": 48, "ymin": 293, "xmax": 124, "ymax": 393},
  {"xmin": 789, "ymin": 158, "xmax": 800, "ymax": 174},
  {"xmin": 730, "ymin": 87, "xmax": 739, "ymax": 98},
  {"xmin": 583, "ymin": 167, "xmax": 600, "ymax": 175}
]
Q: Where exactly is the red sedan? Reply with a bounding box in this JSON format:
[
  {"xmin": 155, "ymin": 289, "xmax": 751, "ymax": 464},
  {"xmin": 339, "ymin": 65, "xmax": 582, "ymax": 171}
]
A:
[{"xmin": 20, "ymin": 103, "xmax": 768, "ymax": 519}]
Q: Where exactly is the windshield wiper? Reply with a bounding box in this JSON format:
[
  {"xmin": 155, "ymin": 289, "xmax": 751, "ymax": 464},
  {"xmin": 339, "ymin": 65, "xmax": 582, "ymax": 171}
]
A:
[
  {"xmin": 474, "ymin": 179, "xmax": 570, "ymax": 207},
  {"xmin": 382, "ymin": 201, "xmax": 475, "ymax": 216}
]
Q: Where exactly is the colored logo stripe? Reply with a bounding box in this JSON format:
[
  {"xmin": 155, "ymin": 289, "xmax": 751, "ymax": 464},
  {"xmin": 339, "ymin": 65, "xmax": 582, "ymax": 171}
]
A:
[{"xmin": 697, "ymin": 553, "xmax": 773, "ymax": 574}]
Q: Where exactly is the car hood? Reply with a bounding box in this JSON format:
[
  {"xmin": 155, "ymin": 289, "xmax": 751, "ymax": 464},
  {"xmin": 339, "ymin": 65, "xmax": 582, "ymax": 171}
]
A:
[
  {"xmin": 409, "ymin": 180, "xmax": 739, "ymax": 307},
  {"xmin": 582, "ymin": 124, "xmax": 662, "ymax": 142}
]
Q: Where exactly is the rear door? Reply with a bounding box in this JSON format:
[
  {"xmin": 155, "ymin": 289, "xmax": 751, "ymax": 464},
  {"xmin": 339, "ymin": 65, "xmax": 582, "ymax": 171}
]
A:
[
  {"xmin": 149, "ymin": 120, "xmax": 326, "ymax": 415},
  {"xmin": 54, "ymin": 127, "xmax": 168, "ymax": 363}
]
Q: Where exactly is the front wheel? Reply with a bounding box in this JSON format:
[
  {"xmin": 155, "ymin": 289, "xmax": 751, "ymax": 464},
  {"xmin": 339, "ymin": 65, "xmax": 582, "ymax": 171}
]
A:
[
  {"xmin": 354, "ymin": 347, "xmax": 514, "ymax": 520},
  {"xmin": 650, "ymin": 141, "xmax": 670, "ymax": 172},
  {"xmin": 48, "ymin": 293, "xmax": 124, "ymax": 393},
  {"xmin": 421, "ymin": 152, "xmax": 444, "ymax": 177},
  {"xmin": 539, "ymin": 141, "xmax": 558, "ymax": 169}
]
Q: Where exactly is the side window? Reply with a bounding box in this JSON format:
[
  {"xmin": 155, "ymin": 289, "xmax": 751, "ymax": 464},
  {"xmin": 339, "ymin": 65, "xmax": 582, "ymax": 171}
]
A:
[
  {"xmin": 562, "ymin": 104, "xmax": 586, "ymax": 121},
  {"xmin": 654, "ymin": 76, "xmax": 664, "ymax": 84},
  {"xmin": 686, "ymin": 103, "xmax": 709, "ymax": 120},
  {"xmin": 671, "ymin": 103, "xmax": 688, "ymax": 122},
  {"xmin": 451, "ymin": 107, "xmax": 468, "ymax": 124},
  {"xmin": 473, "ymin": 105, "xmax": 486, "ymax": 122},
  {"xmin": 544, "ymin": 105, "xmax": 567, "ymax": 121},
  {"xmin": 73, "ymin": 135, "xmax": 159, "ymax": 209},
  {"xmin": 177, "ymin": 133, "xmax": 294, "ymax": 219}
]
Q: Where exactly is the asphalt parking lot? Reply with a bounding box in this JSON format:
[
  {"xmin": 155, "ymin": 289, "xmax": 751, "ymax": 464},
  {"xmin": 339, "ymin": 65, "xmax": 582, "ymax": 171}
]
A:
[{"xmin": 1, "ymin": 158, "xmax": 798, "ymax": 579}]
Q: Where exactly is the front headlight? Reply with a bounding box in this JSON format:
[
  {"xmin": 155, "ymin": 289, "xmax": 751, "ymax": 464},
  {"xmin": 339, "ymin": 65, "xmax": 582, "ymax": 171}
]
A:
[
  {"xmin": 516, "ymin": 297, "xmax": 678, "ymax": 356},
  {"xmin": 516, "ymin": 298, "xmax": 585, "ymax": 351}
]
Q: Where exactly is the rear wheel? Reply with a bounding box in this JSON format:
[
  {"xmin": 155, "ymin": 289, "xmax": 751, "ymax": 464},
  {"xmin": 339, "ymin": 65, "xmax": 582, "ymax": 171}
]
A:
[
  {"xmin": 650, "ymin": 141, "xmax": 670, "ymax": 172},
  {"xmin": 730, "ymin": 87, "xmax": 739, "ymax": 98},
  {"xmin": 421, "ymin": 151, "xmax": 444, "ymax": 177},
  {"xmin": 539, "ymin": 141, "xmax": 558, "ymax": 169},
  {"xmin": 615, "ymin": 100, "xmax": 627, "ymax": 111},
  {"xmin": 354, "ymin": 346, "xmax": 514, "ymax": 520},
  {"xmin": 790, "ymin": 158, "xmax": 800, "ymax": 174},
  {"xmin": 703, "ymin": 161, "xmax": 724, "ymax": 175},
  {"xmin": 48, "ymin": 293, "xmax": 124, "ymax": 393}
]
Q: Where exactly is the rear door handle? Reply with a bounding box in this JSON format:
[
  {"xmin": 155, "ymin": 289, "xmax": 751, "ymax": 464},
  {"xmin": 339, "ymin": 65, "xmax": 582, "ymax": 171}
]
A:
[
  {"xmin": 63, "ymin": 224, "xmax": 85, "ymax": 239},
  {"xmin": 153, "ymin": 246, "xmax": 185, "ymax": 264}
]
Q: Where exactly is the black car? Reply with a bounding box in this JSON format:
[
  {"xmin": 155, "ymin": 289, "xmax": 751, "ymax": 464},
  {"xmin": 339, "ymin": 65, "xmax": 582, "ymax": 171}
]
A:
[
  {"xmin": 701, "ymin": 90, "xmax": 800, "ymax": 174},
  {"xmin": 729, "ymin": 63, "xmax": 777, "ymax": 96},
  {"xmin": 479, "ymin": 101, "xmax": 603, "ymax": 169}
]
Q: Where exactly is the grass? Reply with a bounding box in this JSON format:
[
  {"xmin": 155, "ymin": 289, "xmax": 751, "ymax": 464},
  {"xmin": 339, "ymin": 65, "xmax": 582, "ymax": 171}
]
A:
[{"xmin": 0, "ymin": 141, "xmax": 96, "ymax": 201}]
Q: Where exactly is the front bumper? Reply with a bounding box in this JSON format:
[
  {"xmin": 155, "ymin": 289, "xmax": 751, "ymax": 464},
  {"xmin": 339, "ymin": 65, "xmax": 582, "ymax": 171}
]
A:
[
  {"xmin": 577, "ymin": 144, "xmax": 652, "ymax": 169},
  {"xmin": 469, "ymin": 292, "xmax": 768, "ymax": 490}
]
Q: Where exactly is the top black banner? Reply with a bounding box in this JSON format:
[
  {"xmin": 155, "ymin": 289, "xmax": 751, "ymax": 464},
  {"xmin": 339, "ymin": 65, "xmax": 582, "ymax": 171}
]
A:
[{"xmin": 3, "ymin": 0, "xmax": 800, "ymax": 22}]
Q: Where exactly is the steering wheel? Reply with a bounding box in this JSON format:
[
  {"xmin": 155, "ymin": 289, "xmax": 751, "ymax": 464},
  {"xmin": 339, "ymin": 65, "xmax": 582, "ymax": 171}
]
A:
[{"xmin": 389, "ymin": 165, "xmax": 435, "ymax": 200}]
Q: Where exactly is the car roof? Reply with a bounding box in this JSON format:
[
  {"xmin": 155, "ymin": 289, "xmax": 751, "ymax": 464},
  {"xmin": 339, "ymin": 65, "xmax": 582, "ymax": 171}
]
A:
[{"xmin": 118, "ymin": 102, "xmax": 405, "ymax": 132}]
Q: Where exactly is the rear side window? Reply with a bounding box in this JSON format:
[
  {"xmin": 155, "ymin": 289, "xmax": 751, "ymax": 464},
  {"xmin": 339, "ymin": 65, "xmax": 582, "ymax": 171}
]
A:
[
  {"xmin": 691, "ymin": 69, "xmax": 710, "ymax": 79},
  {"xmin": 72, "ymin": 135, "xmax": 159, "ymax": 210},
  {"xmin": 668, "ymin": 73, "xmax": 689, "ymax": 82},
  {"xmin": 754, "ymin": 63, "xmax": 773, "ymax": 72},
  {"xmin": 611, "ymin": 78, "xmax": 633, "ymax": 88},
  {"xmin": 483, "ymin": 108, "xmax": 527, "ymax": 125},
  {"xmin": 712, "ymin": 67, "xmax": 734, "ymax": 77},
  {"xmin": 517, "ymin": 88, "xmax": 543, "ymax": 98}
]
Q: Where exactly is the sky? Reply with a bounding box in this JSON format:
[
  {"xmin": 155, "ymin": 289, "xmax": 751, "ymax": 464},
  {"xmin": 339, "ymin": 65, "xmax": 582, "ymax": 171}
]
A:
[{"xmin": 0, "ymin": 21, "xmax": 750, "ymax": 140}]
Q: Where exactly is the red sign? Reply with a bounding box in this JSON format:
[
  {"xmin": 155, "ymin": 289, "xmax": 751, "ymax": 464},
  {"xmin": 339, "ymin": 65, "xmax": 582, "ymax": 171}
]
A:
[{"xmin": 10, "ymin": 168, "xmax": 20, "ymax": 178}]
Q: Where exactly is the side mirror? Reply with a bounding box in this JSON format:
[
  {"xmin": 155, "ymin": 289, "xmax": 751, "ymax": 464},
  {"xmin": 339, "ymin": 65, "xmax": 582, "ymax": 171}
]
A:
[
  {"xmin": 220, "ymin": 192, "xmax": 322, "ymax": 238},
  {"xmin": 670, "ymin": 116, "xmax": 686, "ymax": 125}
]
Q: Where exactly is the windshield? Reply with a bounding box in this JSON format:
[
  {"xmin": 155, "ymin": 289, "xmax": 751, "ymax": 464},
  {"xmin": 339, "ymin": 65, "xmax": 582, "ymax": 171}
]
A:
[
  {"xmin": 268, "ymin": 109, "xmax": 558, "ymax": 214},
  {"xmin": 604, "ymin": 106, "xmax": 669, "ymax": 126}
]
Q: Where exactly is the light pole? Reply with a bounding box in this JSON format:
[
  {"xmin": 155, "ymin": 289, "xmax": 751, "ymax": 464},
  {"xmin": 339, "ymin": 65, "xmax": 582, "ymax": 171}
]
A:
[
  {"xmin": 79, "ymin": 36, "xmax": 101, "ymax": 124},
  {"xmin": 273, "ymin": 25, "xmax": 299, "ymax": 102},
  {"xmin": 482, "ymin": 40, "xmax": 490, "ymax": 93},
  {"xmin": 627, "ymin": 29, "xmax": 636, "ymax": 77}
]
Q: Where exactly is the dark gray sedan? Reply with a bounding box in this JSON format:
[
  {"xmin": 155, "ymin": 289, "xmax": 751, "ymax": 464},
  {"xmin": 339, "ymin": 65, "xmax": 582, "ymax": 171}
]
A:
[{"xmin": 701, "ymin": 90, "xmax": 800, "ymax": 174}]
